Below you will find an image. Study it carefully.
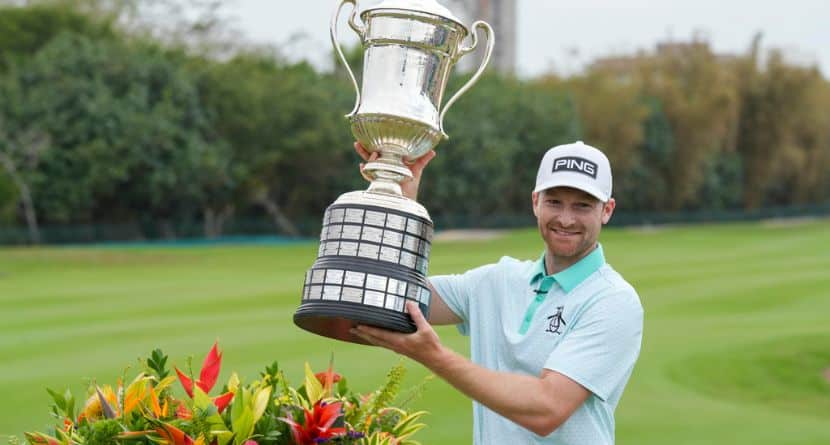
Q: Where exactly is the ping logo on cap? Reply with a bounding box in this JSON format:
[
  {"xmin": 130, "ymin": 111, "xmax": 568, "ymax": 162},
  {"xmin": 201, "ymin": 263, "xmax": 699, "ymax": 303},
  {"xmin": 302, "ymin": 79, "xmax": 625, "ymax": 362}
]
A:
[{"xmin": 552, "ymin": 157, "xmax": 598, "ymax": 179}]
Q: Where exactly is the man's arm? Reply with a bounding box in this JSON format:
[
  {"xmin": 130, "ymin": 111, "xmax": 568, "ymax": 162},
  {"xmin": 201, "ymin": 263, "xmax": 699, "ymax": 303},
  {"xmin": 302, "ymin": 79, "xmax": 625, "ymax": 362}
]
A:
[
  {"xmin": 352, "ymin": 302, "xmax": 591, "ymax": 437},
  {"xmin": 425, "ymin": 282, "xmax": 463, "ymax": 325}
]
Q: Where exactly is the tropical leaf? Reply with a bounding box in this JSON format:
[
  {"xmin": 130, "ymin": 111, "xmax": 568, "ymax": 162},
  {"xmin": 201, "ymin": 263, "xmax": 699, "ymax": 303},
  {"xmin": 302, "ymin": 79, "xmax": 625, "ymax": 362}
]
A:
[
  {"xmin": 96, "ymin": 387, "xmax": 118, "ymax": 419},
  {"xmin": 45, "ymin": 389, "xmax": 75, "ymax": 420},
  {"xmin": 148, "ymin": 349, "xmax": 170, "ymax": 380},
  {"xmin": 252, "ymin": 386, "xmax": 271, "ymax": 423},
  {"xmin": 227, "ymin": 372, "xmax": 241, "ymax": 394},
  {"xmin": 193, "ymin": 387, "xmax": 213, "ymax": 412},
  {"xmin": 175, "ymin": 367, "xmax": 195, "ymax": 398},
  {"xmin": 303, "ymin": 362, "xmax": 324, "ymax": 405},
  {"xmin": 213, "ymin": 391, "xmax": 234, "ymax": 414},
  {"xmin": 23, "ymin": 433, "xmax": 61, "ymax": 445},
  {"xmin": 149, "ymin": 386, "xmax": 163, "ymax": 418},
  {"xmin": 360, "ymin": 431, "xmax": 396, "ymax": 445},
  {"xmin": 389, "ymin": 408, "xmax": 428, "ymax": 444},
  {"xmin": 198, "ymin": 342, "xmax": 222, "ymax": 393},
  {"xmin": 155, "ymin": 376, "xmax": 177, "ymax": 393},
  {"xmin": 155, "ymin": 422, "xmax": 193, "ymax": 445},
  {"xmin": 123, "ymin": 373, "xmax": 150, "ymax": 416},
  {"xmin": 230, "ymin": 406, "xmax": 254, "ymax": 445}
]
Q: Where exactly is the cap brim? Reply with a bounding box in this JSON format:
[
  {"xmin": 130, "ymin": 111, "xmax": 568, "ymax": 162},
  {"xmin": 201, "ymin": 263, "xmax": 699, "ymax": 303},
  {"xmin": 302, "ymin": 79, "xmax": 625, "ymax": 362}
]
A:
[{"xmin": 533, "ymin": 179, "xmax": 609, "ymax": 202}]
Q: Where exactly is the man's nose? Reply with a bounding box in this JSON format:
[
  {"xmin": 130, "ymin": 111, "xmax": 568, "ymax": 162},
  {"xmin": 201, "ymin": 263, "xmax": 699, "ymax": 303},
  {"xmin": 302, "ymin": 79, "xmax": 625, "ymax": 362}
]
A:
[{"xmin": 556, "ymin": 208, "xmax": 576, "ymax": 227}]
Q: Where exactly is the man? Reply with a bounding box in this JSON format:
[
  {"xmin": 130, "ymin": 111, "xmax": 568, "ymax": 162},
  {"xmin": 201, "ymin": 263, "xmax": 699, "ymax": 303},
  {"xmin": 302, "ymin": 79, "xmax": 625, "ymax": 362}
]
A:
[{"xmin": 352, "ymin": 141, "xmax": 643, "ymax": 444}]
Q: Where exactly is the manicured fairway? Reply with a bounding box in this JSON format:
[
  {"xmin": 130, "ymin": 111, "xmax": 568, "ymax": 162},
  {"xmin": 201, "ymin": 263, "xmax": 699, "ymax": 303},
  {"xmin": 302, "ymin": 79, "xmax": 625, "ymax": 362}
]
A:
[{"xmin": 1, "ymin": 220, "xmax": 829, "ymax": 444}]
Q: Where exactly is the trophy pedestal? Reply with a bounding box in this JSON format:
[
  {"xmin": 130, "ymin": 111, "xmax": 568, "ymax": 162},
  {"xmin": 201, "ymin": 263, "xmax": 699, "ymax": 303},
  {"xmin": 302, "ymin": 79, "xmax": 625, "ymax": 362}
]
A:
[
  {"xmin": 294, "ymin": 301, "xmax": 416, "ymax": 345},
  {"xmin": 294, "ymin": 191, "xmax": 433, "ymax": 344}
]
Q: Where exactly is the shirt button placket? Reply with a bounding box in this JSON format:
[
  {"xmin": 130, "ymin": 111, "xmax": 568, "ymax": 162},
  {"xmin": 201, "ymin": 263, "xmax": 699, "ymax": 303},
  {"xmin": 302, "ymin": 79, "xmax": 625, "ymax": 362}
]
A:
[{"xmin": 519, "ymin": 276, "xmax": 555, "ymax": 335}]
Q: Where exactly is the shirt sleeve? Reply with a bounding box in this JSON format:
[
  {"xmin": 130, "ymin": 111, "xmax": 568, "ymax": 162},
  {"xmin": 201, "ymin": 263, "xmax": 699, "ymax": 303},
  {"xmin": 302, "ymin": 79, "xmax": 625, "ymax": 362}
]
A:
[
  {"xmin": 543, "ymin": 290, "xmax": 644, "ymax": 401},
  {"xmin": 429, "ymin": 263, "xmax": 497, "ymax": 336}
]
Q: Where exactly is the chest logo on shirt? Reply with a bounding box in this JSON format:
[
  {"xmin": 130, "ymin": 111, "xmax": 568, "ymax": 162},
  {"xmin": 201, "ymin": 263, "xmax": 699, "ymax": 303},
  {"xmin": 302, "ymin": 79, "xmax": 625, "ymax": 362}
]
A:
[{"xmin": 546, "ymin": 306, "xmax": 566, "ymax": 335}]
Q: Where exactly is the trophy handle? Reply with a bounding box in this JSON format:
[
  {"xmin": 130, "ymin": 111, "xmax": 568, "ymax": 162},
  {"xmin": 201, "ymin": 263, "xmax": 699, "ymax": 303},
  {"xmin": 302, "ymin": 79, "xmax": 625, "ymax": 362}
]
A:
[
  {"xmin": 439, "ymin": 21, "xmax": 494, "ymax": 138},
  {"xmin": 331, "ymin": 0, "xmax": 365, "ymax": 118}
]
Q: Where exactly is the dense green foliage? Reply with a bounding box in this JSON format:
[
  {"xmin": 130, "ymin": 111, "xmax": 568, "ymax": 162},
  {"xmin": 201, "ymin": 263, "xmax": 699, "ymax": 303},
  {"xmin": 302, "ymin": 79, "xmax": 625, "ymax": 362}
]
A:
[
  {"xmin": 1, "ymin": 2, "xmax": 829, "ymax": 243},
  {"xmin": 1, "ymin": 220, "xmax": 829, "ymax": 444}
]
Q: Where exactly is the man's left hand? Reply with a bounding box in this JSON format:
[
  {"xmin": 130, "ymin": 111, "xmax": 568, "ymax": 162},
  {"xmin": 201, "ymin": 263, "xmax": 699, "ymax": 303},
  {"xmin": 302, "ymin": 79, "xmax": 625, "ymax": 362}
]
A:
[{"xmin": 350, "ymin": 302, "xmax": 445, "ymax": 366}]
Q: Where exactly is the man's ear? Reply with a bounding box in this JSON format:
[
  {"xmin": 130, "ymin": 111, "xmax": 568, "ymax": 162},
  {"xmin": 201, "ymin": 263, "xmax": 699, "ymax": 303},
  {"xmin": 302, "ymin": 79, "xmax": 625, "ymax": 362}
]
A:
[
  {"xmin": 532, "ymin": 191, "xmax": 540, "ymax": 217},
  {"xmin": 601, "ymin": 198, "xmax": 616, "ymax": 224}
]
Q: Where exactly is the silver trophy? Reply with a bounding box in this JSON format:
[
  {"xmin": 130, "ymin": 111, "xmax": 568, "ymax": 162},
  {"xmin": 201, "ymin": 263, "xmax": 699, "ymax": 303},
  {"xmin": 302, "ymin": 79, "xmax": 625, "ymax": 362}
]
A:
[{"xmin": 294, "ymin": 0, "xmax": 494, "ymax": 343}]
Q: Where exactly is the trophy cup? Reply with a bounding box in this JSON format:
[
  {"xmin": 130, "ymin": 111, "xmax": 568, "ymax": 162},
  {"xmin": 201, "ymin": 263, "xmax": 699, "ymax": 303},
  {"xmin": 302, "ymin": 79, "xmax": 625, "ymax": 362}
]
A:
[{"xmin": 293, "ymin": 0, "xmax": 494, "ymax": 343}]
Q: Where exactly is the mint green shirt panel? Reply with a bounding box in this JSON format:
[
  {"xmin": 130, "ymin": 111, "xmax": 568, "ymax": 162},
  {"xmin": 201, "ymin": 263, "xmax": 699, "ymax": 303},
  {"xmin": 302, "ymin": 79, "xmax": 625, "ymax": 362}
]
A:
[
  {"xmin": 522, "ymin": 246, "xmax": 607, "ymax": 335},
  {"xmin": 428, "ymin": 261, "xmax": 500, "ymax": 336},
  {"xmin": 434, "ymin": 245, "xmax": 608, "ymax": 337},
  {"xmin": 543, "ymin": 279, "xmax": 644, "ymax": 402},
  {"xmin": 527, "ymin": 245, "xmax": 607, "ymax": 293}
]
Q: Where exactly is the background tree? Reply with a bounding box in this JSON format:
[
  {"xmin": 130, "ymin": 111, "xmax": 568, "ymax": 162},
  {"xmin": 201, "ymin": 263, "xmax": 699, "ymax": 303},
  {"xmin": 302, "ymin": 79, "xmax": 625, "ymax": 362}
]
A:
[
  {"xmin": 637, "ymin": 40, "xmax": 739, "ymax": 209},
  {"xmin": 199, "ymin": 53, "xmax": 356, "ymax": 235},
  {"xmin": 0, "ymin": 0, "xmax": 116, "ymax": 71},
  {"xmin": 0, "ymin": 116, "xmax": 49, "ymax": 243},
  {"xmin": 1, "ymin": 31, "xmax": 230, "ymax": 238},
  {"xmin": 735, "ymin": 37, "xmax": 830, "ymax": 209}
]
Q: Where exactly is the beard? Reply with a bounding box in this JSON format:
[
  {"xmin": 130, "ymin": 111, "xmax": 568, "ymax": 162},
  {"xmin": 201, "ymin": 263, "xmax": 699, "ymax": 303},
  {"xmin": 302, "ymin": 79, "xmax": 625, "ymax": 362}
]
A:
[{"xmin": 541, "ymin": 225, "xmax": 596, "ymax": 261}]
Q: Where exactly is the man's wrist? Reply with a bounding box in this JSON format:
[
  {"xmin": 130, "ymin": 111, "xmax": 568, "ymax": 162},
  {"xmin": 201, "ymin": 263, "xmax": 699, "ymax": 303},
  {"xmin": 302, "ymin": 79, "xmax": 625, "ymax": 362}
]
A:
[{"xmin": 423, "ymin": 344, "xmax": 459, "ymax": 377}]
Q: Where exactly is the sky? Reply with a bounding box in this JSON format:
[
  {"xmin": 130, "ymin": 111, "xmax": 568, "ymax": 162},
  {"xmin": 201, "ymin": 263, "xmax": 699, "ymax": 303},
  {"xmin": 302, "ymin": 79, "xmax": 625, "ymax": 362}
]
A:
[{"xmin": 219, "ymin": 0, "xmax": 829, "ymax": 78}]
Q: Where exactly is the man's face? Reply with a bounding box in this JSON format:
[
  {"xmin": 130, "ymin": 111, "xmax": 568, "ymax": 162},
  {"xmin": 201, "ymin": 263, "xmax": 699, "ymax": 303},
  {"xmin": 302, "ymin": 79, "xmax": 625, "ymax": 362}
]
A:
[{"xmin": 532, "ymin": 187, "xmax": 615, "ymax": 262}]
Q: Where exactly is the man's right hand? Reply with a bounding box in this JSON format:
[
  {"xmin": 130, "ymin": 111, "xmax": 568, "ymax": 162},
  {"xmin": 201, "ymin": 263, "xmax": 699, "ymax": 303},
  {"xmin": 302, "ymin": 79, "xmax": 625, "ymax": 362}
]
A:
[{"xmin": 354, "ymin": 142, "xmax": 436, "ymax": 201}]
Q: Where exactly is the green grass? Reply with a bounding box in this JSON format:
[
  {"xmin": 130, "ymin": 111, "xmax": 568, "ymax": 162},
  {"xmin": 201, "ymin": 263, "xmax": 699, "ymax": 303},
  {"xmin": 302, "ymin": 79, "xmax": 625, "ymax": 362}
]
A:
[{"xmin": 1, "ymin": 219, "xmax": 829, "ymax": 444}]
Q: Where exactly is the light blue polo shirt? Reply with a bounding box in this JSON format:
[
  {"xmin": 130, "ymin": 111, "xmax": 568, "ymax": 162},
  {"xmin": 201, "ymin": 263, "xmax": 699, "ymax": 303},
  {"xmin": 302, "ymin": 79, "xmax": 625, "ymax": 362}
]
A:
[{"xmin": 430, "ymin": 244, "xmax": 643, "ymax": 444}]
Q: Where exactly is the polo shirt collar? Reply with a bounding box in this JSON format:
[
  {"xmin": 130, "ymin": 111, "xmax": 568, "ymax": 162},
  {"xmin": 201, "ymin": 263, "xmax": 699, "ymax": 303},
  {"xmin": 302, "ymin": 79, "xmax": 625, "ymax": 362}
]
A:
[{"xmin": 528, "ymin": 244, "xmax": 606, "ymax": 293}]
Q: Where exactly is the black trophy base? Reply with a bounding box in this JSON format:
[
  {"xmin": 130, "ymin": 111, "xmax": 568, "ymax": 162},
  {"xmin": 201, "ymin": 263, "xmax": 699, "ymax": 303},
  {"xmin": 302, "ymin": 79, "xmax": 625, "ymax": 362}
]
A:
[{"xmin": 293, "ymin": 300, "xmax": 416, "ymax": 344}]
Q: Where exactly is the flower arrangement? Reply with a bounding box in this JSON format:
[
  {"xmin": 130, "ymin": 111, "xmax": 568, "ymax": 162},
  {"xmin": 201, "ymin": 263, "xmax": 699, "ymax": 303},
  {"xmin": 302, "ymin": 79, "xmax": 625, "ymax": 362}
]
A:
[{"xmin": 23, "ymin": 343, "xmax": 429, "ymax": 445}]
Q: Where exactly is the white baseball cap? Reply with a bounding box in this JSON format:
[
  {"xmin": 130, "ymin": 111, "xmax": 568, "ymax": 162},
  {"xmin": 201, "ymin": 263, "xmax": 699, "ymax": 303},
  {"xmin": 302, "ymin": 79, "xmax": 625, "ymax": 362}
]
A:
[{"xmin": 533, "ymin": 141, "xmax": 613, "ymax": 202}]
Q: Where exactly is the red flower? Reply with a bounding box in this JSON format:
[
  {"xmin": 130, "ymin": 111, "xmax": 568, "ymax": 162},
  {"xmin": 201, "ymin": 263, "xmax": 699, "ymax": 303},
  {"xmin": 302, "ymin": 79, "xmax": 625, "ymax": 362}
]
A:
[
  {"xmin": 175, "ymin": 342, "xmax": 222, "ymax": 396},
  {"xmin": 279, "ymin": 401, "xmax": 346, "ymax": 445},
  {"xmin": 175, "ymin": 342, "xmax": 234, "ymax": 413},
  {"xmin": 213, "ymin": 391, "xmax": 234, "ymax": 413}
]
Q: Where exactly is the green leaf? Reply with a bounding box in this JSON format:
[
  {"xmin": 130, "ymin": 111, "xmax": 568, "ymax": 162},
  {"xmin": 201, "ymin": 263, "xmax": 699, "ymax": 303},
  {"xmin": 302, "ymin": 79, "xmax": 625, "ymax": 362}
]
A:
[
  {"xmin": 391, "ymin": 410, "xmax": 428, "ymax": 441},
  {"xmin": 303, "ymin": 362, "xmax": 323, "ymax": 405},
  {"xmin": 64, "ymin": 389, "xmax": 75, "ymax": 420},
  {"xmin": 262, "ymin": 361, "xmax": 279, "ymax": 380},
  {"xmin": 148, "ymin": 349, "xmax": 170, "ymax": 380},
  {"xmin": 193, "ymin": 386, "xmax": 213, "ymax": 411},
  {"xmin": 46, "ymin": 389, "xmax": 66, "ymax": 412},
  {"xmin": 230, "ymin": 405, "xmax": 254, "ymax": 445},
  {"xmin": 337, "ymin": 377, "xmax": 349, "ymax": 396},
  {"xmin": 230, "ymin": 387, "xmax": 245, "ymax": 423},
  {"xmin": 251, "ymin": 387, "xmax": 271, "ymax": 424}
]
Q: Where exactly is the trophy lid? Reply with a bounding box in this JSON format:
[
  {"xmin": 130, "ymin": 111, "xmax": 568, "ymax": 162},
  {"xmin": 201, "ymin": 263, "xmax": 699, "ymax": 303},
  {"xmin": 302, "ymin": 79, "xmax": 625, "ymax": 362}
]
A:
[{"xmin": 363, "ymin": 0, "xmax": 467, "ymax": 33}]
